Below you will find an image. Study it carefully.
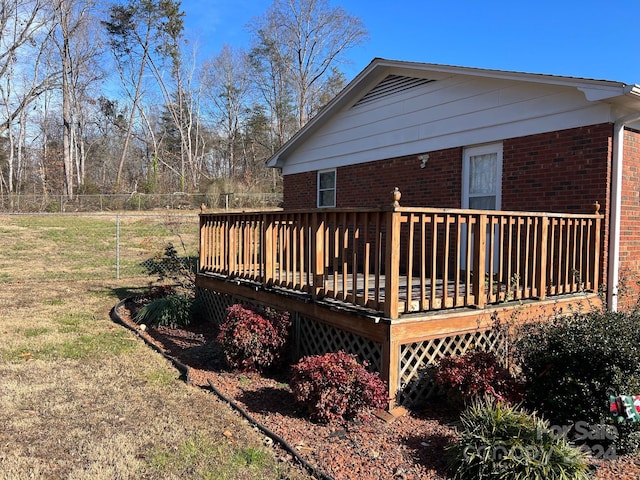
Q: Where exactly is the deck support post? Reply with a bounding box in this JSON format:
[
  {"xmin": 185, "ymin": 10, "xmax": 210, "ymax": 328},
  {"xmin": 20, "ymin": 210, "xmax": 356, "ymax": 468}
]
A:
[
  {"xmin": 313, "ymin": 212, "xmax": 325, "ymax": 298},
  {"xmin": 382, "ymin": 332, "xmax": 400, "ymax": 410},
  {"xmin": 592, "ymin": 211, "xmax": 602, "ymax": 291},
  {"xmin": 384, "ymin": 208, "xmax": 402, "ymax": 319},
  {"xmin": 228, "ymin": 215, "xmax": 236, "ymax": 274},
  {"xmin": 536, "ymin": 216, "xmax": 549, "ymax": 299},
  {"xmin": 263, "ymin": 214, "xmax": 274, "ymax": 285}
]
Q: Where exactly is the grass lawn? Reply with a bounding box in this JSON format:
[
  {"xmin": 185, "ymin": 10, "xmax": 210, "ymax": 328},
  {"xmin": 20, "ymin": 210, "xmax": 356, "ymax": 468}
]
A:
[{"xmin": 0, "ymin": 213, "xmax": 309, "ymax": 480}]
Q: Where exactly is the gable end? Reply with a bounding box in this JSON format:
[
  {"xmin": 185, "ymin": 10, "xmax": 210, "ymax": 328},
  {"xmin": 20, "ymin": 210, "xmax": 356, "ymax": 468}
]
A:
[{"xmin": 353, "ymin": 75, "xmax": 436, "ymax": 108}]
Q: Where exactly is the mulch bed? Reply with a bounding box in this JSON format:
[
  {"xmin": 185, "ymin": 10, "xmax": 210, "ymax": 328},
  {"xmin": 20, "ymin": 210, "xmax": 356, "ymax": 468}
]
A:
[{"xmin": 113, "ymin": 297, "xmax": 640, "ymax": 480}]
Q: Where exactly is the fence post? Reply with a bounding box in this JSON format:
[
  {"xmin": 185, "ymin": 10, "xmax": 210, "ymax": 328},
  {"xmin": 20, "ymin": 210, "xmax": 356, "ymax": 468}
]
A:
[{"xmin": 116, "ymin": 214, "xmax": 121, "ymax": 280}]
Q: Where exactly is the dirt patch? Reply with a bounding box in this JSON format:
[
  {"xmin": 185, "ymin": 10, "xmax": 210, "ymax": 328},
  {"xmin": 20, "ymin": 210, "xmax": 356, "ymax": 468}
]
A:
[{"xmin": 115, "ymin": 298, "xmax": 640, "ymax": 480}]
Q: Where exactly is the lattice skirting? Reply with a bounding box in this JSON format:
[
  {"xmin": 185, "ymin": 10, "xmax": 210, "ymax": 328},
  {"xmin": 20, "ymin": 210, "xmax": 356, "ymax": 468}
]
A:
[
  {"xmin": 293, "ymin": 313, "xmax": 383, "ymax": 372},
  {"xmin": 196, "ymin": 287, "xmax": 236, "ymax": 327},
  {"xmin": 397, "ymin": 329, "xmax": 507, "ymax": 406},
  {"xmin": 197, "ymin": 284, "xmax": 509, "ymax": 408}
]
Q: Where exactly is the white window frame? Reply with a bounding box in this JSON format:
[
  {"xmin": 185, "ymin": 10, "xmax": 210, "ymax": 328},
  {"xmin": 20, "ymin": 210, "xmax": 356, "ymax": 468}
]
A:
[
  {"xmin": 462, "ymin": 142, "xmax": 503, "ymax": 210},
  {"xmin": 317, "ymin": 169, "xmax": 336, "ymax": 208}
]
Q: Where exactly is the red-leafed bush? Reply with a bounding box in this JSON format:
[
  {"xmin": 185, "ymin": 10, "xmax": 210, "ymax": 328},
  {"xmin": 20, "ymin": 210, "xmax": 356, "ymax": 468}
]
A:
[
  {"xmin": 433, "ymin": 351, "xmax": 523, "ymax": 406},
  {"xmin": 290, "ymin": 351, "xmax": 388, "ymax": 423},
  {"xmin": 217, "ymin": 304, "xmax": 290, "ymax": 372}
]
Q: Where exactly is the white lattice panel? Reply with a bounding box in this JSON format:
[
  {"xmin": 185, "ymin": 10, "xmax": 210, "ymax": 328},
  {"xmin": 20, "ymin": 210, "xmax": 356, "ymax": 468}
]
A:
[{"xmin": 397, "ymin": 329, "xmax": 507, "ymax": 405}]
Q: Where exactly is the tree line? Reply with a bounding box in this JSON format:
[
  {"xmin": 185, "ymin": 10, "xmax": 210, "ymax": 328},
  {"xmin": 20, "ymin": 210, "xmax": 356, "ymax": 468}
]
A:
[{"xmin": 0, "ymin": 0, "xmax": 367, "ymax": 201}]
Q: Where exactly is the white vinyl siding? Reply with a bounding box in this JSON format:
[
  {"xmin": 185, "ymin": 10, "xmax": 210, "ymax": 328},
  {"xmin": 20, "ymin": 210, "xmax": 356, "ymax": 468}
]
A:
[{"xmin": 281, "ymin": 74, "xmax": 612, "ymax": 175}]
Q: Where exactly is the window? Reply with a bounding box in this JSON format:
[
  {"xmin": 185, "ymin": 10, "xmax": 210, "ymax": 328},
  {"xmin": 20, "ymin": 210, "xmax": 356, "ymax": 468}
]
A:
[
  {"xmin": 317, "ymin": 169, "xmax": 336, "ymax": 208},
  {"xmin": 462, "ymin": 143, "xmax": 503, "ymax": 210}
]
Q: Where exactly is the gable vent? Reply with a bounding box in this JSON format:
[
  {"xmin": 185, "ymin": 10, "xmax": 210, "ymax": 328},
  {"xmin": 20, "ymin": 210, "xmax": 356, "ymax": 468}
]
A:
[{"xmin": 353, "ymin": 75, "xmax": 435, "ymax": 108}]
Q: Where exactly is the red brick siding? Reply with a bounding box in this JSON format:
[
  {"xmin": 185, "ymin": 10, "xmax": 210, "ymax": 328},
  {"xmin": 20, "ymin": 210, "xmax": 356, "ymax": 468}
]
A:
[
  {"xmin": 281, "ymin": 124, "xmax": 613, "ymax": 292},
  {"xmin": 501, "ymin": 124, "xmax": 611, "ymax": 214},
  {"xmin": 283, "ymin": 171, "xmax": 317, "ymax": 209},
  {"xmin": 617, "ymin": 128, "xmax": 640, "ymax": 310}
]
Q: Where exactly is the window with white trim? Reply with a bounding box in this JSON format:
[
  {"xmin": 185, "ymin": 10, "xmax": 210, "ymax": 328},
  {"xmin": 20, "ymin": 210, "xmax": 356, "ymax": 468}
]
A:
[
  {"xmin": 317, "ymin": 169, "xmax": 336, "ymax": 208},
  {"xmin": 462, "ymin": 143, "xmax": 503, "ymax": 210}
]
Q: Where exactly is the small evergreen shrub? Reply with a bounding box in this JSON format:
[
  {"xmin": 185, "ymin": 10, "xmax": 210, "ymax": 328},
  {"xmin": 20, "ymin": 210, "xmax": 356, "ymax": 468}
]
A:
[
  {"xmin": 433, "ymin": 351, "xmax": 523, "ymax": 407},
  {"xmin": 514, "ymin": 309, "xmax": 640, "ymax": 453},
  {"xmin": 448, "ymin": 397, "xmax": 591, "ymax": 480},
  {"xmin": 290, "ymin": 351, "xmax": 388, "ymax": 423},
  {"xmin": 217, "ymin": 304, "xmax": 290, "ymax": 372},
  {"xmin": 135, "ymin": 293, "xmax": 194, "ymax": 329}
]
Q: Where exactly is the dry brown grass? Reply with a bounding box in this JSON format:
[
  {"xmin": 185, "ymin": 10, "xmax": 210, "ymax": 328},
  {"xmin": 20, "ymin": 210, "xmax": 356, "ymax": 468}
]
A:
[{"xmin": 0, "ymin": 214, "xmax": 309, "ymax": 480}]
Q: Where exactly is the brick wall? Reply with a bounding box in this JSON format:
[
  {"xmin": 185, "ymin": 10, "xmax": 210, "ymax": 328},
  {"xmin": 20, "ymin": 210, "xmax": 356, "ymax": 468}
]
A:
[
  {"xmin": 617, "ymin": 128, "xmax": 640, "ymax": 310},
  {"xmin": 501, "ymin": 124, "xmax": 611, "ymax": 214},
  {"xmin": 281, "ymin": 124, "xmax": 614, "ymax": 294}
]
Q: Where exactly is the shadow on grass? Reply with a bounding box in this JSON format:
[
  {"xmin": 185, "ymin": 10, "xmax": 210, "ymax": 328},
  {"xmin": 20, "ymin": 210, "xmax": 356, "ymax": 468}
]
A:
[{"xmin": 109, "ymin": 285, "xmax": 150, "ymax": 300}]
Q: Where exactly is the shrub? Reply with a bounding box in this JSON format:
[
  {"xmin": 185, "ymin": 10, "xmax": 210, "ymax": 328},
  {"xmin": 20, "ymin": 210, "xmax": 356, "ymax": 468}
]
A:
[
  {"xmin": 514, "ymin": 309, "xmax": 640, "ymax": 453},
  {"xmin": 448, "ymin": 397, "xmax": 591, "ymax": 480},
  {"xmin": 143, "ymin": 243, "xmax": 196, "ymax": 291},
  {"xmin": 135, "ymin": 293, "xmax": 194, "ymax": 329},
  {"xmin": 217, "ymin": 304, "xmax": 290, "ymax": 372},
  {"xmin": 433, "ymin": 351, "xmax": 523, "ymax": 407},
  {"xmin": 290, "ymin": 351, "xmax": 388, "ymax": 423}
]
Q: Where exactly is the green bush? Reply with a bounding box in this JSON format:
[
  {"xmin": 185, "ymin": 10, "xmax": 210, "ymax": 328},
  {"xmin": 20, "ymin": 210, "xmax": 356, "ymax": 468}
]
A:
[
  {"xmin": 135, "ymin": 294, "xmax": 194, "ymax": 329},
  {"xmin": 514, "ymin": 309, "xmax": 640, "ymax": 453},
  {"xmin": 448, "ymin": 397, "xmax": 591, "ymax": 480},
  {"xmin": 290, "ymin": 351, "xmax": 388, "ymax": 423}
]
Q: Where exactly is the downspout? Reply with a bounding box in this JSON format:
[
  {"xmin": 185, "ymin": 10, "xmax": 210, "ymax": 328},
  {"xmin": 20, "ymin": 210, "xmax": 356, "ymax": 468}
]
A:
[{"xmin": 608, "ymin": 110, "xmax": 640, "ymax": 311}]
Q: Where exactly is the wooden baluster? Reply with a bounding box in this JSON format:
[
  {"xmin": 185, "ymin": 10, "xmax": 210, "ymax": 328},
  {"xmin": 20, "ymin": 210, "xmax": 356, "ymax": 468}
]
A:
[{"xmin": 473, "ymin": 213, "xmax": 487, "ymax": 308}]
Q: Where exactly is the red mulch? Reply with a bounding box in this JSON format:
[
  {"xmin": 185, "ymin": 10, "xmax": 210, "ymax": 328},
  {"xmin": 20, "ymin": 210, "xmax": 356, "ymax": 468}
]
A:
[{"xmin": 114, "ymin": 298, "xmax": 640, "ymax": 480}]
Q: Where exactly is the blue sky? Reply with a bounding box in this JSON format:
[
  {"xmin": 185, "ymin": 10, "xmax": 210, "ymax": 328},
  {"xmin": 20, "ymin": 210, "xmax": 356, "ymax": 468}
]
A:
[{"xmin": 182, "ymin": 0, "xmax": 640, "ymax": 84}]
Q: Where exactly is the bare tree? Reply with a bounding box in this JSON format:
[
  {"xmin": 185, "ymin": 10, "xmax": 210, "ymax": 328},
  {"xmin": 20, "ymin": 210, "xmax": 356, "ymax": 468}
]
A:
[
  {"xmin": 0, "ymin": 0, "xmax": 59, "ymax": 194},
  {"xmin": 250, "ymin": 0, "xmax": 367, "ymax": 129},
  {"xmin": 102, "ymin": 0, "xmax": 185, "ymax": 192},
  {"xmin": 201, "ymin": 44, "xmax": 253, "ymax": 179},
  {"xmin": 0, "ymin": 0, "xmax": 57, "ymax": 135}
]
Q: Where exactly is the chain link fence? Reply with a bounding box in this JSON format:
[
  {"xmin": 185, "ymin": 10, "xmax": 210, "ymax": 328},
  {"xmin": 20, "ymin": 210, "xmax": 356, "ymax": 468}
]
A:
[
  {"xmin": 1, "ymin": 212, "xmax": 202, "ymax": 284},
  {"xmin": 0, "ymin": 192, "xmax": 282, "ymax": 213}
]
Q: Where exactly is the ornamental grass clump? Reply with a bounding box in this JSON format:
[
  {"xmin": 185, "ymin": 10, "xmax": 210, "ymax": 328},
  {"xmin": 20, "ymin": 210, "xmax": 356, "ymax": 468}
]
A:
[
  {"xmin": 217, "ymin": 304, "xmax": 291, "ymax": 373},
  {"xmin": 433, "ymin": 350, "xmax": 524, "ymax": 408},
  {"xmin": 290, "ymin": 351, "xmax": 388, "ymax": 423},
  {"xmin": 448, "ymin": 397, "xmax": 591, "ymax": 480},
  {"xmin": 135, "ymin": 293, "xmax": 194, "ymax": 329}
]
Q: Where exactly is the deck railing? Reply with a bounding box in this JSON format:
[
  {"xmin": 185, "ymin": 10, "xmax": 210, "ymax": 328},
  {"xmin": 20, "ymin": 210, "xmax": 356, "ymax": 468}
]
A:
[{"xmin": 199, "ymin": 198, "xmax": 602, "ymax": 319}]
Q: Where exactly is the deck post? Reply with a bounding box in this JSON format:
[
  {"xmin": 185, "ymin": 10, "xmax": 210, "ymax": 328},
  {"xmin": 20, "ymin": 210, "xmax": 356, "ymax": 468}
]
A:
[
  {"xmin": 198, "ymin": 212, "xmax": 207, "ymax": 272},
  {"xmin": 536, "ymin": 216, "xmax": 549, "ymax": 299},
  {"xmin": 592, "ymin": 202, "xmax": 602, "ymax": 291},
  {"xmin": 313, "ymin": 212, "xmax": 325, "ymax": 298},
  {"xmin": 263, "ymin": 214, "xmax": 274, "ymax": 285},
  {"xmin": 227, "ymin": 215, "xmax": 236, "ymax": 275},
  {"xmin": 382, "ymin": 333, "xmax": 400, "ymax": 410},
  {"xmin": 472, "ymin": 213, "xmax": 487, "ymax": 308},
  {"xmin": 384, "ymin": 189, "xmax": 402, "ymax": 319}
]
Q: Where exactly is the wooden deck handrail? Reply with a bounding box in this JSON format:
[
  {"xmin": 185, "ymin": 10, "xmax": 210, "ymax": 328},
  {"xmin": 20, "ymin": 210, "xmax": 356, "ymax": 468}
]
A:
[{"xmin": 199, "ymin": 200, "xmax": 603, "ymax": 319}]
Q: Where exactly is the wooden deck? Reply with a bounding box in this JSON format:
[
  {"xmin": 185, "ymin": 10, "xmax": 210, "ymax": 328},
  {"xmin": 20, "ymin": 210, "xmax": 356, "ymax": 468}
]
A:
[
  {"xmin": 199, "ymin": 201, "xmax": 602, "ymax": 319},
  {"xmin": 197, "ymin": 198, "xmax": 604, "ymax": 407}
]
